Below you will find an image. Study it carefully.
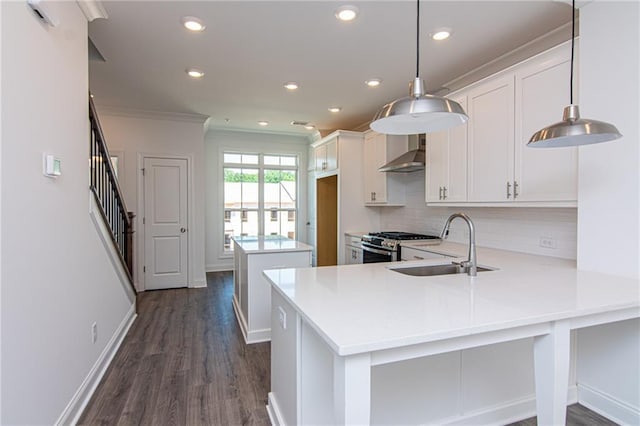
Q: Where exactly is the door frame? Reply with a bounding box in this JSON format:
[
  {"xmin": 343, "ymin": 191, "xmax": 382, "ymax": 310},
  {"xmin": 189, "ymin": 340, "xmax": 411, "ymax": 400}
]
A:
[{"xmin": 137, "ymin": 153, "xmax": 194, "ymax": 291}]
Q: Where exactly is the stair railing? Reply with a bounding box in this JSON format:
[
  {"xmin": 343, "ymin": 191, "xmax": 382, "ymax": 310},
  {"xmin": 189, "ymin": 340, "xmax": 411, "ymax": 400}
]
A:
[{"xmin": 89, "ymin": 96, "xmax": 136, "ymax": 291}]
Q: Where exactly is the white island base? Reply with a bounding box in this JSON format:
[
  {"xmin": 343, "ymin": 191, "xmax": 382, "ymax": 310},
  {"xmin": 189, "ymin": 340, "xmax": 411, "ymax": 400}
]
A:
[
  {"xmin": 231, "ymin": 236, "xmax": 312, "ymax": 344},
  {"xmin": 265, "ymin": 245, "xmax": 639, "ymax": 425}
]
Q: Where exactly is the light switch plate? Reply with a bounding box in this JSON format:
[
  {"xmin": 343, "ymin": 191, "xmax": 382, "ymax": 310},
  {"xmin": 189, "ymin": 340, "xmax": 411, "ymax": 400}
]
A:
[{"xmin": 278, "ymin": 306, "xmax": 287, "ymax": 330}]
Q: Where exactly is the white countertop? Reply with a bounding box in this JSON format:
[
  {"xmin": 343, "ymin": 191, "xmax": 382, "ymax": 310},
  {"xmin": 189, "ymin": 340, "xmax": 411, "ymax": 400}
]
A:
[
  {"xmin": 264, "ymin": 242, "xmax": 640, "ymax": 356},
  {"xmin": 231, "ymin": 235, "xmax": 313, "ymax": 254}
]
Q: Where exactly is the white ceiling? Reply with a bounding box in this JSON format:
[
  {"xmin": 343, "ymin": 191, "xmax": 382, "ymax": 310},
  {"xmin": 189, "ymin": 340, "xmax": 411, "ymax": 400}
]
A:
[{"xmin": 88, "ymin": 1, "xmax": 573, "ymax": 138}]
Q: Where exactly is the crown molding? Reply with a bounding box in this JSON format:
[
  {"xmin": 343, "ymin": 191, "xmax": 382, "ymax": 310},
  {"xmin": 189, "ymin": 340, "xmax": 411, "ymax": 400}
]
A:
[
  {"xmin": 76, "ymin": 0, "xmax": 108, "ymax": 22},
  {"xmin": 206, "ymin": 124, "xmax": 315, "ymax": 143},
  {"xmin": 95, "ymin": 104, "xmax": 210, "ymax": 124}
]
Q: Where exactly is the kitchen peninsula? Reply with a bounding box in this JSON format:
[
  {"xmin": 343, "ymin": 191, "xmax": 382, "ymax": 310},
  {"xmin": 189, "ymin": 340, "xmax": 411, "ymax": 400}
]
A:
[
  {"xmin": 264, "ymin": 243, "xmax": 640, "ymax": 425},
  {"xmin": 231, "ymin": 235, "xmax": 312, "ymax": 344}
]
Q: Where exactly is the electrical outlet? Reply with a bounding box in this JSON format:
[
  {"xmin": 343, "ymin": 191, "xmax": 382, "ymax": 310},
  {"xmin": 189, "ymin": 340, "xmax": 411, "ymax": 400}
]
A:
[
  {"xmin": 539, "ymin": 237, "xmax": 557, "ymax": 249},
  {"xmin": 91, "ymin": 322, "xmax": 98, "ymax": 343},
  {"xmin": 278, "ymin": 306, "xmax": 287, "ymax": 330}
]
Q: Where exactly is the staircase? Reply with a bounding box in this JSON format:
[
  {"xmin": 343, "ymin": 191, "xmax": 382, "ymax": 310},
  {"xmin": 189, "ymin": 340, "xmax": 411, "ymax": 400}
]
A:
[{"xmin": 88, "ymin": 96, "xmax": 137, "ymax": 301}]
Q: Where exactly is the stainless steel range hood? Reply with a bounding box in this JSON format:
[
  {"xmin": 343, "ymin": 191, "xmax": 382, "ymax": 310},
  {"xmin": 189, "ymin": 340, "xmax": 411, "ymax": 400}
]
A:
[{"xmin": 378, "ymin": 135, "xmax": 426, "ymax": 173}]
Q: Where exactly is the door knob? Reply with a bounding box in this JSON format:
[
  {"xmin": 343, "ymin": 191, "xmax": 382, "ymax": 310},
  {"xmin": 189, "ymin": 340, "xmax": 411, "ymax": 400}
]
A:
[{"xmin": 180, "ymin": 227, "xmax": 187, "ymax": 233}]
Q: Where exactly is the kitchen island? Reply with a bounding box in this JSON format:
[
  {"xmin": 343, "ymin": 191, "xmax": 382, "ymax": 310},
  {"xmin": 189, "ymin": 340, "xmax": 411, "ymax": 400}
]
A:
[
  {"xmin": 231, "ymin": 235, "xmax": 312, "ymax": 344},
  {"xmin": 264, "ymin": 242, "xmax": 639, "ymax": 425}
]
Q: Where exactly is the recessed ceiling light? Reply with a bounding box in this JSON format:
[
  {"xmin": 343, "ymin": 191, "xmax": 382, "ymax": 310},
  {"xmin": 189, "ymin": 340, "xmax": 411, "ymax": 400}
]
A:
[
  {"xmin": 335, "ymin": 5, "xmax": 359, "ymax": 22},
  {"xmin": 181, "ymin": 16, "xmax": 206, "ymax": 32},
  {"xmin": 328, "ymin": 107, "xmax": 342, "ymax": 113},
  {"xmin": 431, "ymin": 28, "xmax": 451, "ymax": 41},
  {"xmin": 186, "ymin": 68, "xmax": 205, "ymax": 78},
  {"xmin": 284, "ymin": 82, "xmax": 299, "ymax": 90},
  {"xmin": 304, "ymin": 124, "xmax": 316, "ymax": 130},
  {"xmin": 365, "ymin": 79, "xmax": 382, "ymax": 87},
  {"xmin": 258, "ymin": 121, "xmax": 269, "ymax": 126}
]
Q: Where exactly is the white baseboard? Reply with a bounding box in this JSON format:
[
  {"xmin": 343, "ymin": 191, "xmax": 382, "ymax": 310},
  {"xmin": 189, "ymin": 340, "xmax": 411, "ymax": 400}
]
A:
[
  {"xmin": 439, "ymin": 385, "xmax": 578, "ymax": 425},
  {"xmin": 190, "ymin": 277, "xmax": 207, "ymax": 288},
  {"xmin": 578, "ymin": 383, "xmax": 640, "ymax": 425},
  {"xmin": 231, "ymin": 296, "xmax": 271, "ymax": 344},
  {"xmin": 267, "ymin": 392, "xmax": 285, "ymax": 426},
  {"xmin": 206, "ymin": 264, "xmax": 233, "ymax": 273},
  {"xmin": 55, "ymin": 303, "xmax": 137, "ymax": 426}
]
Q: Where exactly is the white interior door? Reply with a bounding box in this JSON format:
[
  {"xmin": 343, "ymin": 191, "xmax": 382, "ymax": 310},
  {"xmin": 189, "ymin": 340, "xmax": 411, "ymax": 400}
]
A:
[{"xmin": 144, "ymin": 157, "xmax": 188, "ymax": 290}]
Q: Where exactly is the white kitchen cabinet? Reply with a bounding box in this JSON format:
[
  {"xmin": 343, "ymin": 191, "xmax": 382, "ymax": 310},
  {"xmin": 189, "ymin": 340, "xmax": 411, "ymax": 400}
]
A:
[
  {"xmin": 514, "ymin": 43, "xmax": 577, "ymax": 202},
  {"xmin": 400, "ymin": 246, "xmax": 450, "ymax": 261},
  {"xmin": 311, "ymin": 131, "xmax": 379, "ymax": 266},
  {"xmin": 344, "ymin": 234, "xmax": 363, "ymax": 264},
  {"xmin": 467, "ymin": 74, "xmax": 516, "ymax": 202},
  {"xmin": 426, "ymin": 95, "xmax": 468, "ymax": 204},
  {"xmin": 363, "ymin": 130, "xmax": 407, "ymax": 205},
  {"xmin": 465, "ymin": 41, "xmax": 577, "ymax": 205},
  {"xmin": 314, "ymin": 137, "xmax": 338, "ymax": 173}
]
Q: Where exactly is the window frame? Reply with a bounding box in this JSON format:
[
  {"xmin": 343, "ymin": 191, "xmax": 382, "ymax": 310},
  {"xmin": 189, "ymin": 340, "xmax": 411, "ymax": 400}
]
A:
[{"xmin": 222, "ymin": 152, "xmax": 299, "ymax": 254}]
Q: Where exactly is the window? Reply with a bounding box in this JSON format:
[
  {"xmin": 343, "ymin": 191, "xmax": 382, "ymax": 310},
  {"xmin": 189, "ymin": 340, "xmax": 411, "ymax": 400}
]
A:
[{"xmin": 223, "ymin": 153, "xmax": 298, "ymax": 251}]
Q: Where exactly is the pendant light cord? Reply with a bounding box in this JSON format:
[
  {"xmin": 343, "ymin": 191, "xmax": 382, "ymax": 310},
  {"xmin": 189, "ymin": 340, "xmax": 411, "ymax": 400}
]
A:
[
  {"xmin": 416, "ymin": 0, "xmax": 420, "ymax": 78},
  {"xmin": 570, "ymin": 0, "xmax": 575, "ymax": 105}
]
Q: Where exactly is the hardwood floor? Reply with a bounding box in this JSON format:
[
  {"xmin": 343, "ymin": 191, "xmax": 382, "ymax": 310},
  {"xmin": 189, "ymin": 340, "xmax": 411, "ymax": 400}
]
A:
[
  {"xmin": 78, "ymin": 272, "xmax": 270, "ymax": 426},
  {"xmin": 79, "ymin": 271, "xmax": 616, "ymax": 426}
]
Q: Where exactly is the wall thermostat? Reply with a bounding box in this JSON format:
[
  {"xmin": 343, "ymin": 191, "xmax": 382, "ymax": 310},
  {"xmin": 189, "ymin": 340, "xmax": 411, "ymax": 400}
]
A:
[{"xmin": 43, "ymin": 154, "xmax": 61, "ymax": 178}]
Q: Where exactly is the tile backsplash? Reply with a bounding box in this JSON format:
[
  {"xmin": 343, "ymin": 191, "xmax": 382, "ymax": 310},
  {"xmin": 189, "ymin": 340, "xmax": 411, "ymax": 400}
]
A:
[{"xmin": 377, "ymin": 172, "xmax": 577, "ymax": 260}]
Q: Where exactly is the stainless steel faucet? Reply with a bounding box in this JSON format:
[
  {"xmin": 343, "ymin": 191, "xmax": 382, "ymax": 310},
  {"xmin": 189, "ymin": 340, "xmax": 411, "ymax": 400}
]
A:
[{"xmin": 440, "ymin": 213, "xmax": 477, "ymax": 277}]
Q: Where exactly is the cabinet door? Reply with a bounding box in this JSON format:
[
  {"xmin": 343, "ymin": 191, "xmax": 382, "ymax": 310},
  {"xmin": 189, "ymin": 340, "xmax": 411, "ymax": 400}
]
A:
[
  {"xmin": 315, "ymin": 144, "xmax": 327, "ymax": 171},
  {"xmin": 344, "ymin": 245, "xmax": 363, "ymax": 264},
  {"xmin": 325, "ymin": 138, "xmax": 338, "ymax": 171},
  {"xmin": 426, "ymin": 130, "xmax": 448, "ymax": 202},
  {"xmin": 467, "ymin": 75, "xmax": 515, "ymax": 202},
  {"xmin": 514, "ymin": 46, "xmax": 577, "ymax": 202},
  {"xmin": 446, "ymin": 96, "xmax": 468, "ymax": 202}
]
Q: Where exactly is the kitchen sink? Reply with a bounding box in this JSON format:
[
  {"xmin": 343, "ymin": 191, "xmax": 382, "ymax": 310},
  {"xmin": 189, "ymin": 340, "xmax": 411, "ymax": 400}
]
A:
[{"xmin": 389, "ymin": 262, "xmax": 495, "ymax": 277}]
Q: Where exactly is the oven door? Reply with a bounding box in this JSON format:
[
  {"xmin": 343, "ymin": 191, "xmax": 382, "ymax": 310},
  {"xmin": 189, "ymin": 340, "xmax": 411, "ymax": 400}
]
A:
[{"xmin": 361, "ymin": 242, "xmax": 396, "ymax": 263}]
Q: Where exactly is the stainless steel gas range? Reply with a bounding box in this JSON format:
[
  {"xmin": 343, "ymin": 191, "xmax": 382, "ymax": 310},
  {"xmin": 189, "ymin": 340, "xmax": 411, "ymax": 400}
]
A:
[{"xmin": 361, "ymin": 231, "xmax": 441, "ymax": 263}]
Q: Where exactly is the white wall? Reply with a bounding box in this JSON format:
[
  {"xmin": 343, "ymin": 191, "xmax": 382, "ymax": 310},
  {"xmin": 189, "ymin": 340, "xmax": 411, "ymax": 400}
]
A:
[
  {"xmin": 377, "ymin": 171, "xmax": 578, "ymax": 260},
  {"xmin": 95, "ymin": 110, "xmax": 208, "ymax": 289},
  {"xmin": 575, "ymin": 2, "xmax": 640, "ymax": 423},
  {"xmin": 1, "ymin": 2, "xmax": 135, "ymax": 424},
  {"xmin": 205, "ymin": 129, "xmax": 310, "ymax": 271}
]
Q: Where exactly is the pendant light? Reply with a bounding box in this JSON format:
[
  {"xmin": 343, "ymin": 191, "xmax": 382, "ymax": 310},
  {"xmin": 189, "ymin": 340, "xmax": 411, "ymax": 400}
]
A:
[
  {"xmin": 370, "ymin": 0, "xmax": 468, "ymax": 135},
  {"xmin": 528, "ymin": 0, "xmax": 621, "ymax": 148}
]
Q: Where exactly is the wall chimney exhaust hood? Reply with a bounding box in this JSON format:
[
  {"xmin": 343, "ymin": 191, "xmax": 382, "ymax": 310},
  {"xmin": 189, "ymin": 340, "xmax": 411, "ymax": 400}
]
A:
[{"xmin": 379, "ymin": 135, "xmax": 426, "ymax": 173}]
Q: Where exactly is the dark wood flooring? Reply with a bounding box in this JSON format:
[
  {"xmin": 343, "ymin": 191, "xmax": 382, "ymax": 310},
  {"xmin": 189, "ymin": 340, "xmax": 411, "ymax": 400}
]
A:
[
  {"xmin": 79, "ymin": 271, "xmax": 616, "ymax": 426},
  {"xmin": 78, "ymin": 271, "xmax": 270, "ymax": 426}
]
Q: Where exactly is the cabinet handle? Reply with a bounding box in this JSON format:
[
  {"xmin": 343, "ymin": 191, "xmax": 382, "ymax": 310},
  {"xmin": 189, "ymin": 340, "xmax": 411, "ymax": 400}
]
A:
[
  {"xmin": 372, "ymin": 192, "xmax": 376, "ymax": 201},
  {"xmin": 514, "ymin": 181, "xmax": 519, "ymax": 199},
  {"xmin": 506, "ymin": 182, "xmax": 512, "ymax": 199},
  {"xmin": 439, "ymin": 187, "xmax": 443, "ymax": 200},
  {"xmin": 442, "ymin": 187, "xmax": 448, "ymax": 200},
  {"xmin": 413, "ymin": 255, "xmax": 424, "ymax": 260}
]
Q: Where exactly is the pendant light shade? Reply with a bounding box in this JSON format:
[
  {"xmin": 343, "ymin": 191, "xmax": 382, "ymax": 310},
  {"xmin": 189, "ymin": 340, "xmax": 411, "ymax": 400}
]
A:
[
  {"xmin": 527, "ymin": 0, "xmax": 621, "ymax": 148},
  {"xmin": 370, "ymin": 1, "xmax": 468, "ymax": 135},
  {"xmin": 528, "ymin": 105, "xmax": 621, "ymax": 147},
  {"xmin": 370, "ymin": 78, "xmax": 468, "ymax": 135}
]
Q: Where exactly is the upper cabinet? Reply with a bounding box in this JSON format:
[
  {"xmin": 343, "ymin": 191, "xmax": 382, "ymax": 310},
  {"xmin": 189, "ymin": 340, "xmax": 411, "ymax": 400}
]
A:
[
  {"xmin": 514, "ymin": 44, "xmax": 577, "ymax": 202},
  {"xmin": 467, "ymin": 74, "xmax": 516, "ymax": 202},
  {"xmin": 363, "ymin": 131, "xmax": 407, "ymax": 205},
  {"xmin": 314, "ymin": 137, "xmax": 338, "ymax": 174},
  {"xmin": 426, "ymin": 95, "xmax": 468, "ymax": 203},
  {"xmin": 426, "ymin": 41, "xmax": 577, "ymax": 207}
]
